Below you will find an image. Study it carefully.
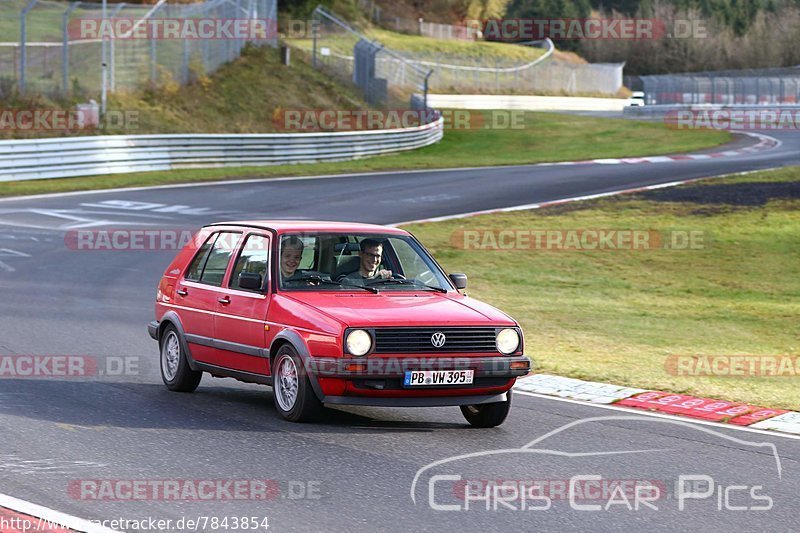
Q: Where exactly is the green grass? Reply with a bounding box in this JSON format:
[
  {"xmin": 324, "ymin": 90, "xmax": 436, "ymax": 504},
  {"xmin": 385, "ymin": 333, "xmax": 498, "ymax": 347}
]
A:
[
  {"xmin": 0, "ymin": 111, "xmax": 730, "ymax": 197},
  {"xmin": 287, "ymin": 27, "xmax": 545, "ymax": 65},
  {"xmin": 366, "ymin": 29, "xmax": 545, "ymax": 63},
  {"xmin": 403, "ymin": 167, "xmax": 800, "ymax": 409}
]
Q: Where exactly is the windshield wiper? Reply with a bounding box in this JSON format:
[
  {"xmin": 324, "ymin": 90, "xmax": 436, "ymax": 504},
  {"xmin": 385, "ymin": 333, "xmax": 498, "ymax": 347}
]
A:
[
  {"xmin": 293, "ymin": 275, "xmax": 379, "ymax": 293},
  {"xmin": 364, "ymin": 278, "xmax": 448, "ymax": 293}
]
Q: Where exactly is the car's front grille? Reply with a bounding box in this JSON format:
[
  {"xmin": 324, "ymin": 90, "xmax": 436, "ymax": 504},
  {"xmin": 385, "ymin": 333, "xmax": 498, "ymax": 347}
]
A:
[{"xmin": 373, "ymin": 327, "xmax": 498, "ymax": 354}]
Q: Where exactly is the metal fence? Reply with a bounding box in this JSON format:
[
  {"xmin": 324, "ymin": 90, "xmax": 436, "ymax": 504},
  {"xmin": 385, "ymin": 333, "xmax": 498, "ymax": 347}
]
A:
[
  {"xmin": 357, "ymin": 0, "xmax": 479, "ymax": 40},
  {"xmin": 400, "ymin": 40, "xmax": 622, "ymax": 95},
  {"xmin": 310, "ymin": 6, "xmax": 433, "ymax": 109},
  {"xmin": 642, "ymin": 68, "xmax": 800, "ymax": 105},
  {"xmin": 419, "ymin": 21, "xmax": 479, "ymax": 41},
  {"xmin": 1, "ymin": 0, "xmax": 277, "ymax": 99},
  {"xmin": 306, "ymin": 4, "xmax": 623, "ymax": 96}
]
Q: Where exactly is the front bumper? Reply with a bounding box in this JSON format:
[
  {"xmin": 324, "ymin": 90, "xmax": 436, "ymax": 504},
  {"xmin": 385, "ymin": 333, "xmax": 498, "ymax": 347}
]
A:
[
  {"xmin": 310, "ymin": 355, "xmax": 529, "ymax": 404},
  {"xmin": 307, "ymin": 356, "xmax": 531, "ymax": 379},
  {"xmin": 322, "ymin": 392, "xmax": 510, "ymax": 407}
]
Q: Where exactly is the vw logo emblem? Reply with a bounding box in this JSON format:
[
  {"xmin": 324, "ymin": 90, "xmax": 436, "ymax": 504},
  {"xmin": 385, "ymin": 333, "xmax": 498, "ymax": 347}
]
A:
[{"xmin": 431, "ymin": 331, "xmax": 446, "ymax": 348}]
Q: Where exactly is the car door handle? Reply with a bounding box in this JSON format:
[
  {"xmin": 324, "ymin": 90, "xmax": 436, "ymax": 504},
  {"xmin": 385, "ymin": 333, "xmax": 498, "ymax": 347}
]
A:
[
  {"xmin": 218, "ymin": 296, "xmax": 231, "ymax": 305},
  {"xmin": 176, "ymin": 288, "xmax": 188, "ymax": 296}
]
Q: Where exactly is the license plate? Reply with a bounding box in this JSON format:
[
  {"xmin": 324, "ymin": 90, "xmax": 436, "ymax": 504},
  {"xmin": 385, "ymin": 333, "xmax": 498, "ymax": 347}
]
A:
[{"xmin": 403, "ymin": 370, "xmax": 474, "ymax": 387}]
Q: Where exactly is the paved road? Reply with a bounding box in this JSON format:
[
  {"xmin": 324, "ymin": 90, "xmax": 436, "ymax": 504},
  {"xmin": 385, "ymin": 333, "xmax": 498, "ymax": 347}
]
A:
[{"xmin": 0, "ymin": 131, "xmax": 799, "ymax": 532}]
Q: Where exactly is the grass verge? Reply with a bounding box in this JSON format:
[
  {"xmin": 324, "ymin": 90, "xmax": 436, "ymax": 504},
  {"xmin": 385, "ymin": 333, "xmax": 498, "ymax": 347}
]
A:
[
  {"xmin": 403, "ymin": 167, "xmax": 800, "ymax": 409},
  {"xmin": 287, "ymin": 28, "xmax": 545, "ymax": 65},
  {"xmin": 0, "ymin": 111, "xmax": 730, "ymax": 198}
]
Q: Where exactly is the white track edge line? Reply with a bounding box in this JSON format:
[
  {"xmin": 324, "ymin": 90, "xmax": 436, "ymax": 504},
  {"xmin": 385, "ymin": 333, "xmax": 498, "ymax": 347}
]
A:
[
  {"xmin": 513, "ymin": 390, "xmax": 800, "ymax": 442},
  {"xmin": 391, "ymin": 169, "xmax": 767, "ymax": 226},
  {"xmin": 0, "ymin": 132, "xmax": 780, "ymax": 203},
  {"xmin": 0, "ymin": 492, "xmax": 121, "ymax": 533}
]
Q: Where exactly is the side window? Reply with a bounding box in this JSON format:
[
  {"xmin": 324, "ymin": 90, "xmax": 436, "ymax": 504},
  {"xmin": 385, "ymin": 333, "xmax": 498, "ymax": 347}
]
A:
[
  {"xmin": 230, "ymin": 234, "xmax": 270, "ymax": 291},
  {"xmin": 199, "ymin": 232, "xmax": 241, "ymax": 286},
  {"xmin": 391, "ymin": 238, "xmax": 432, "ymax": 279},
  {"xmin": 185, "ymin": 234, "xmax": 217, "ymax": 281}
]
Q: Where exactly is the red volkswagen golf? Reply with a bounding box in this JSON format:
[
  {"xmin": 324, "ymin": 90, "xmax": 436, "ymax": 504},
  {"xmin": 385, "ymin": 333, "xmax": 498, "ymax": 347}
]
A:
[{"xmin": 148, "ymin": 221, "xmax": 530, "ymax": 427}]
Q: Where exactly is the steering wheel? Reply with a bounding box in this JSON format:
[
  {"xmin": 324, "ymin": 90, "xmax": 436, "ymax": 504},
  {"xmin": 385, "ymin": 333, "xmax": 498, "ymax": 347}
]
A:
[{"xmin": 390, "ymin": 273, "xmax": 406, "ymax": 280}]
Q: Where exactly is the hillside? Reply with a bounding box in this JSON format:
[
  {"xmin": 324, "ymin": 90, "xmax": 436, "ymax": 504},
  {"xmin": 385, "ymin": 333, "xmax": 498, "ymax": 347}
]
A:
[{"xmin": 0, "ymin": 45, "xmax": 368, "ymax": 139}]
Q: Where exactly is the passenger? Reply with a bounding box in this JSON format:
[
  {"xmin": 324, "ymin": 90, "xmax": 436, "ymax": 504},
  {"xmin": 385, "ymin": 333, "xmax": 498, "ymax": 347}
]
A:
[
  {"xmin": 343, "ymin": 238, "xmax": 393, "ymax": 282},
  {"xmin": 280, "ymin": 236, "xmax": 305, "ymax": 282}
]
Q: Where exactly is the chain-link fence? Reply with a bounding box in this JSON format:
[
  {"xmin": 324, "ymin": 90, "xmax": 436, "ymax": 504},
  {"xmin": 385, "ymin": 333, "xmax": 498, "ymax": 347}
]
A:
[
  {"xmin": 642, "ymin": 68, "xmax": 800, "ymax": 105},
  {"xmin": 1, "ymin": 0, "xmax": 277, "ymax": 99},
  {"xmin": 307, "ymin": 4, "xmax": 622, "ymax": 96},
  {"xmin": 399, "ymin": 41, "xmax": 623, "ymax": 95},
  {"xmin": 357, "ymin": 0, "xmax": 479, "ymax": 40},
  {"xmin": 419, "ymin": 21, "xmax": 479, "ymax": 41},
  {"xmin": 310, "ymin": 6, "xmax": 433, "ymax": 109}
]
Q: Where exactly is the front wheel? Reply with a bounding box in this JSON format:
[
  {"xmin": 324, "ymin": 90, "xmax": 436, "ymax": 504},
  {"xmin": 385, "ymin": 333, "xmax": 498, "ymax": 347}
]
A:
[
  {"xmin": 460, "ymin": 391, "xmax": 512, "ymax": 428},
  {"xmin": 272, "ymin": 345, "xmax": 324, "ymax": 422},
  {"xmin": 160, "ymin": 325, "xmax": 202, "ymax": 392}
]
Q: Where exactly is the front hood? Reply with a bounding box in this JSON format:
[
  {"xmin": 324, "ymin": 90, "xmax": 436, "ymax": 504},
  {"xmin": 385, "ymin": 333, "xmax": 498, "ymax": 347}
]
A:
[{"xmin": 283, "ymin": 291, "xmax": 516, "ymax": 328}]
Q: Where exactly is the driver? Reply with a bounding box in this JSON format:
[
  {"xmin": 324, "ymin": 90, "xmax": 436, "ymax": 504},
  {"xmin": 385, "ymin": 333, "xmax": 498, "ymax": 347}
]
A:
[{"xmin": 342, "ymin": 238, "xmax": 393, "ymax": 283}]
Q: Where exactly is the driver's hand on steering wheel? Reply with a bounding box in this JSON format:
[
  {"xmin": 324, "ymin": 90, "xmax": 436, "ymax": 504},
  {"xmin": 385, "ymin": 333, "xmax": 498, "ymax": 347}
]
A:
[{"xmin": 378, "ymin": 269, "xmax": 393, "ymax": 279}]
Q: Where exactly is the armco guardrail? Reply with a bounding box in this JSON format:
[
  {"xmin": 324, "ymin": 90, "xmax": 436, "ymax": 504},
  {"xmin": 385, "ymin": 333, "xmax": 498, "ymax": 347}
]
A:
[
  {"xmin": 0, "ymin": 119, "xmax": 443, "ymax": 182},
  {"xmin": 623, "ymin": 104, "xmax": 800, "ymax": 119}
]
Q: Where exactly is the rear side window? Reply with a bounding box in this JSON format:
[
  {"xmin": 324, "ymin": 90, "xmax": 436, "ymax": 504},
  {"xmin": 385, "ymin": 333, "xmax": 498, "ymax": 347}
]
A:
[
  {"xmin": 185, "ymin": 234, "xmax": 216, "ymax": 281},
  {"xmin": 200, "ymin": 232, "xmax": 242, "ymax": 286}
]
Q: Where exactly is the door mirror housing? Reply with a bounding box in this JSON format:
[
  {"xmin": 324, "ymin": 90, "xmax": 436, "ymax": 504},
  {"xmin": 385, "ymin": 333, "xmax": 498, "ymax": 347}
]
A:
[
  {"xmin": 238, "ymin": 272, "xmax": 263, "ymax": 291},
  {"xmin": 449, "ymin": 273, "xmax": 467, "ymax": 290}
]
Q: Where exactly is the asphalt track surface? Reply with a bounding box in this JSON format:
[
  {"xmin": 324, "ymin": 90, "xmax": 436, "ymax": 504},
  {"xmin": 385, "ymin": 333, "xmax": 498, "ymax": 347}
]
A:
[{"xmin": 0, "ymin": 131, "xmax": 799, "ymax": 532}]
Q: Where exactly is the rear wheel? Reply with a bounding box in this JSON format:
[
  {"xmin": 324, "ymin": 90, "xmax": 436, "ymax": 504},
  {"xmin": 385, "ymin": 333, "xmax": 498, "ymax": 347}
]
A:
[
  {"xmin": 272, "ymin": 345, "xmax": 324, "ymax": 422},
  {"xmin": 460, "ymin": 391, "xmax": 512, "ymax": 428},
  {"xmin": 160, "ymin": 325, "xmax": 202, "ymax": 392}
]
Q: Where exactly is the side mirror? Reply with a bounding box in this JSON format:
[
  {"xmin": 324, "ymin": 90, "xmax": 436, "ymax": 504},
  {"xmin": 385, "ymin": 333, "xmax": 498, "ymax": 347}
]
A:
[
  {"xmin": 238, "ymin": 272, "xmax": 263, "ymax": 291},
  {"xmin": 449, "ymin": 273, "xmax": 467, "ymax": 290}
]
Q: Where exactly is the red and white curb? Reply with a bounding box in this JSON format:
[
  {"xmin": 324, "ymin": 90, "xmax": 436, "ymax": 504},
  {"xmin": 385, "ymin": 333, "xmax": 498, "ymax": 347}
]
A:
[
  {"xmin": 513, "ymin": 373, "xmax": 647, "ymax": 404},
  {"xmin": 513, "ymin": 374, "xmax": 800, "ymax": 436},
  {"xmin": 535, "ymin": 131, "xmax": 780, "ymax": 167},
  {"xmin": 0, "ymin": 492, "xmax": 119, "ymax": 533},
  {"xmin": 751, "ymin": 412, "xmax": 800, "ymax": 433}
]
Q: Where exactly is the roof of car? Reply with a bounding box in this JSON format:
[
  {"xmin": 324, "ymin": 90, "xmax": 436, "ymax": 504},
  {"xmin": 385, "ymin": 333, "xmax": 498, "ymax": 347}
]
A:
[{"xmin": 205, "ymin": 220, "xmax": 410, "ymax": 235}]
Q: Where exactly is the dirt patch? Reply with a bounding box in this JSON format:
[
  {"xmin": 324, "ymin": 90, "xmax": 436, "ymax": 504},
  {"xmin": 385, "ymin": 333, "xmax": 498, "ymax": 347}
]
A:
[{"xmin": 640, "ymin": 181, "xmax": 800, "ymax": 206}]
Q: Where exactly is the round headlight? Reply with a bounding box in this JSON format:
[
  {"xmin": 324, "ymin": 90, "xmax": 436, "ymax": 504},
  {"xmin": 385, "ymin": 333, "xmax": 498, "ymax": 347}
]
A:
[
  {"xmin": 496, "ymin": 328, "xmax": 520, "ymax": 355},
  {"xmin": 346, "ymin": 329, "xmax": 372, "ymax": 357}
]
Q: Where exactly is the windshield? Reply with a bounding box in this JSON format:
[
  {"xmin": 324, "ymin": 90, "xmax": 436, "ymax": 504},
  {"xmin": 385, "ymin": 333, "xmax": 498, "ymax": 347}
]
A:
[{"xmin": 278, "ymin": 232, "xmax": 452, "ymax": 292}]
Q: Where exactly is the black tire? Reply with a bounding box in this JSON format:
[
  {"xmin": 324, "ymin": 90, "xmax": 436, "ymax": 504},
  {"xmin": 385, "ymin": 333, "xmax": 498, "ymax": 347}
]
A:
[
  {"xmin": 159, "ymin": 325, "xmax": 202, "ymax": 392},
  {"xmin": 272, "ymin": 344, "xmax": 324, "ymax": 422},
  {"xmin": 460, "ymin": 390, "xmax": 512, "ymax": 428}
]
